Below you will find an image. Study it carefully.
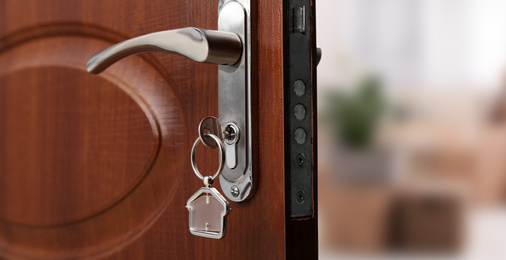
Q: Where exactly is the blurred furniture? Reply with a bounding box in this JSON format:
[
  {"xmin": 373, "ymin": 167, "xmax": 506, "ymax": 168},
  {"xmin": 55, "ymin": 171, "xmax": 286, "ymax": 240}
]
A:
[
  {"xmin": 319, "ymin": 164, "xmax": 395, "ymax": 253},
  {"xmin": 392, "ymin": 181, "xmax": 467, "ymax": 252}
]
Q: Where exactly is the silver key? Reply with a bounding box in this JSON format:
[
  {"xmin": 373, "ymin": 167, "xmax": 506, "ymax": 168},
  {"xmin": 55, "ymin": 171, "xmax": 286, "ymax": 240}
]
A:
[
  {"xmin": 198, "ymin": 116, "xmax": 240, "ymax": 169},
  {"xmin": 198, "ymin": 116, "xmax": 223, "ymax": 149}
]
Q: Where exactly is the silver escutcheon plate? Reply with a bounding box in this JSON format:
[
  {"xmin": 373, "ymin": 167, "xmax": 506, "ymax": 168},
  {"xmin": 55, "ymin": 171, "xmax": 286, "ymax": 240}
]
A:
[{"xmin": 217, "ymin": 0, "xmax": 253, "ymax": 202}]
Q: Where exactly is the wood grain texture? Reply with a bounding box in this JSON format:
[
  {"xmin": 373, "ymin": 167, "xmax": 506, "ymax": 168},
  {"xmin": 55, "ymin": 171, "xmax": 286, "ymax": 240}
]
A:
[
  {"xmin": 0, "ymin": 0, "xmax": 305, "ymax": 259},
  {"xmin": 0, "ymin": 64, "xmax": 159, "ymax": 227}
]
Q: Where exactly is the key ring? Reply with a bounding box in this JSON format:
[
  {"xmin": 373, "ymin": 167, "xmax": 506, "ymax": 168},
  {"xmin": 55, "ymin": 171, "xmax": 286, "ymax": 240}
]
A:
[{"xmin": 190, "ymin": 133, "xmax": 225, "ymax": 183}]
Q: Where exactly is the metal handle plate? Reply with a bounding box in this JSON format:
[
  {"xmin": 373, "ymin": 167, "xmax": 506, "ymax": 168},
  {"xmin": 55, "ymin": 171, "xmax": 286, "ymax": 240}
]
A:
[{"xmin": 217, "ymin": 0, "xmax": 254, "ymax": 202}]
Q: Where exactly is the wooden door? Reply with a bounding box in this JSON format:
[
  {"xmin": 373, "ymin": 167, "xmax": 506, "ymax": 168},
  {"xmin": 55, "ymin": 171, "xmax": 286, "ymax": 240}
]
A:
[{"xmin": 0, "ymin": 0, "xmax": 317, "ymax": 259}]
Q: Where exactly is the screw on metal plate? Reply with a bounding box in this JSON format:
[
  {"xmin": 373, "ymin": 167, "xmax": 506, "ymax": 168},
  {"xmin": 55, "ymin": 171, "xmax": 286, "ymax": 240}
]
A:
[
  {"xmin": 230, "ymin": 185, "xmax": 240, "ymax": 197},
  {"xmin": 296, "ymin": 191, "xmax": 305, "ymax": 204},
  {"xmin": 296, "ymin": 153, "xmax": 305, "ymax": 166}
]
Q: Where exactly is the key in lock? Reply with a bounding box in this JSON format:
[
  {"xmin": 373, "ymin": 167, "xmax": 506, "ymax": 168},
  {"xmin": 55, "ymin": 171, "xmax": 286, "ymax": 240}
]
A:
[{"xmin": 198, "ymin": 116, "xmax": 240, "ymax": 169}]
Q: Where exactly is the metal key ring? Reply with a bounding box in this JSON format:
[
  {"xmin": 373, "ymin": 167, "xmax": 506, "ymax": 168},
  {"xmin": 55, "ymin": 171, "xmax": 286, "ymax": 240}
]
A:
[{"xmin": 190, "ymin": 133, "xmax": 225, "ymax": 181}]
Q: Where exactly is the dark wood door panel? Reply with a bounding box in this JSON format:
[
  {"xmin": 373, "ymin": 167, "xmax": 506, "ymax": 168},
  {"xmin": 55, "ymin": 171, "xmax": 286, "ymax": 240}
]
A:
[{"xmin": 0, "ymin": 0, "xmax": 290, "ymax": 259}]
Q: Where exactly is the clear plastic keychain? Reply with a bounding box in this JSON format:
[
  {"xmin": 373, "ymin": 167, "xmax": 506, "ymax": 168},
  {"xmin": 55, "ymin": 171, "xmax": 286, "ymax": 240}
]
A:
[{"xmin": 186, "ymin": 133, "xmax": 230, "ymax": 239}]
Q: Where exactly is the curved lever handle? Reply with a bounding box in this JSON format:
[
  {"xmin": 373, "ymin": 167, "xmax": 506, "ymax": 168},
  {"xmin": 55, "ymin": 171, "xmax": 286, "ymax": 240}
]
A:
[{"xmin": 87, "ymin": 27, "xmax": 242, "ymax": 74}]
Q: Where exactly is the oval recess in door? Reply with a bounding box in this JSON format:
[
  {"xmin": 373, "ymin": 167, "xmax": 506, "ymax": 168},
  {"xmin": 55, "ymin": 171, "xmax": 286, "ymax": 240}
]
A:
[
  {"xmin": 0, "ymin": 66, "xmax": 160, "ymax": 227},
  {"xmin": 0, "ymin": 30, "xmax": 187, "ymax": 259}
]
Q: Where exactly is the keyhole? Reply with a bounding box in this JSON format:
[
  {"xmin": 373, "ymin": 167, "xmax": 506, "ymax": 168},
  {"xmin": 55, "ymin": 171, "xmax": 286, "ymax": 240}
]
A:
[{"xmin": 223, "ymin": 123, "xmax": 239, "ymax": 144}]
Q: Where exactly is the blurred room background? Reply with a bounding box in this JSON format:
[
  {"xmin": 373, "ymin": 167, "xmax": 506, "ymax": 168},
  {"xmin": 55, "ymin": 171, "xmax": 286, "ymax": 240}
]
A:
[{"xmin": 316, "ymin": 0, "xmax": 506, "ymax": 259}]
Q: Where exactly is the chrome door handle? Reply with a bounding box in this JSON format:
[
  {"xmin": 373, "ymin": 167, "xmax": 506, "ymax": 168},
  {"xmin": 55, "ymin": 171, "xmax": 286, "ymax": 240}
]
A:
[
  {"xmin": 87, "ymin": 27, "xmax": 242, "ymax": 74},
  {"xmin": 86, "ymin": 0, "xmax": 255, "ymax": 203}
]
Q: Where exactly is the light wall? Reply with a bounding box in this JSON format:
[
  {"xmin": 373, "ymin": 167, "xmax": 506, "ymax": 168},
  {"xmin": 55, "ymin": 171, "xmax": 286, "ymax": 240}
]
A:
[{"xmin": 317, "ymin": 0, "xmax": 506, "ymax": 92}]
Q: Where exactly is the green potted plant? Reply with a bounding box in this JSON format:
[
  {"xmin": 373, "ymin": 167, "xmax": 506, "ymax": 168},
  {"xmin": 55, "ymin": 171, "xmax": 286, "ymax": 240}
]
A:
[
  {"xmin": 323, "ymin": 74, "xmax": 397, "ymax": 184},
  {"xmin": 325, "ymin": 75, "xmax": 386, "ymax": 149}
]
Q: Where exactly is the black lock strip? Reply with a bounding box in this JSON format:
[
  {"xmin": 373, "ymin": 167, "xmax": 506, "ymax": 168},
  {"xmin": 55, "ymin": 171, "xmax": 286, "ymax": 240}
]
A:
[{"xmin": 285, "ymin": 0, "xmax": 316, "ymax": 218}]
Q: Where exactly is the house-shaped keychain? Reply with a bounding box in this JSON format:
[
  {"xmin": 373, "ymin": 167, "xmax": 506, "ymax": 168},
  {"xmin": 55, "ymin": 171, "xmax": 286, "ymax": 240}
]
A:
[{"xmin": 186, "ymin": 187, "xmax": 230, "ymax": 239}]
